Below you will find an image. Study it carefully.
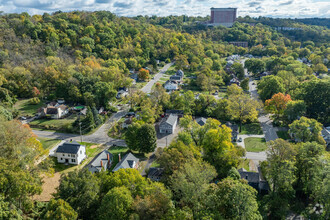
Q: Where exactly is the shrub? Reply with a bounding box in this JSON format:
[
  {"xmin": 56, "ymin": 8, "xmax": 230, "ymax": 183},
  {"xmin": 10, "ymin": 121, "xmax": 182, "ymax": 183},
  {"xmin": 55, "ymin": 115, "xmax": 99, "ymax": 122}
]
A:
[{"xmin": 29, "ymin": 97, "xmax": 40, "ymax": 105}]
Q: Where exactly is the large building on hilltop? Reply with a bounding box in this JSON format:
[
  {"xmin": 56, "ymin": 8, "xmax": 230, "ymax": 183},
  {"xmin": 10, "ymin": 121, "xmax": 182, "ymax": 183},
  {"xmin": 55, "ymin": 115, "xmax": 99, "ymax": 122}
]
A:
[{"xmin": 209, "ymin": 8, "xmax": 237, "ymax": 27}]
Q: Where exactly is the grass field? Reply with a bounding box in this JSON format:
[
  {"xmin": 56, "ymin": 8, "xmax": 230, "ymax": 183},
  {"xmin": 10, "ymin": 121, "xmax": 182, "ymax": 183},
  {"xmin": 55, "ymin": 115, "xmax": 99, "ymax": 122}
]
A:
[
  {"xmin": 38, "ymin": 137, "xmax": 60, "ymax": 150},
  {"xmin": 240, "ymin": 123, "xmax": 263, "ymax": 135},
  {"xmin": 238, "ymin": 159, "xmax": 250, "ymax": 171},
  {"xmin": 244, "ymin": 137, "xmax": 267, "ymax": 152},
  {"xmin": 14, "ymin": 99, "xmax": 45, "ymax": 117},
  {"xmin": 29, "ymin": 114, "xmax": 77, "ymax": 131},
  {"xmin": 276, "ymin": 130, "xmax": 290, "ymax": 140},
  {"xmin": 150, "ymin": 160, "xmax": 160, "ymax": 168}
]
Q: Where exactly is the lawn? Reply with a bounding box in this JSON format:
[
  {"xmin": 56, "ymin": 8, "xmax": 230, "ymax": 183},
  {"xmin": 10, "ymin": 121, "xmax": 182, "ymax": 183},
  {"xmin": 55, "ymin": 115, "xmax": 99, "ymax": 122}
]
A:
[
  {"xmin": 238, "ymin": 159, "xmax": 250, "ymax": 171},
  {"xmin": 38, "ymin": 137, "xmax": 61, "ymax": 150},
  {"xmin": 240, "ymin": 123, "xmax": 263, "ymax": 135},
  {"xmin": 14, "ymin": 99, "xmax": 45, "ymax": 117},
  {"xmin": 29, "ymin": 114, "xmax": 77, "ymax": 132},
  {"xmin": 150, "ymin": 160, "xmax": 160, "ymax": 168},
  {"xmin": 277, "ymin": 130, "xmax": 290, "ymax": 140},
  {"xmin": 244, "ymin": 137, "xmax": 268, "ymax": 152}
]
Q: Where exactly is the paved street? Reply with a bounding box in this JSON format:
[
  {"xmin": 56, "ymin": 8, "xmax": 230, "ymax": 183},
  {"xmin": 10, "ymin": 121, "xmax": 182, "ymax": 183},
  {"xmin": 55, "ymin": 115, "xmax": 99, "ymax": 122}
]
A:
[{"xmin": 140, "ymin": 62, "xmax": 174, "ymax": 94}]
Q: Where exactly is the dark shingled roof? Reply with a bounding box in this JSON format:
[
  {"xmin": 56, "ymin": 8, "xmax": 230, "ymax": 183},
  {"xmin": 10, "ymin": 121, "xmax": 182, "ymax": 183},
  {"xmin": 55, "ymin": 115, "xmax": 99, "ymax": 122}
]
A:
[
  {"xmin": 46, "ymin": 107, "xmax": 58, "ymax": 115},
  {"xmin": 148, "ymin": 168, "xmax": 164, "ymax": 179},
  {"xmin": 196, "ymin": 117, "xmax": 207, "ymax": 126},
  {"xmin": 56, "ymin": 141, "xmax": 83, "ymax": 154}
]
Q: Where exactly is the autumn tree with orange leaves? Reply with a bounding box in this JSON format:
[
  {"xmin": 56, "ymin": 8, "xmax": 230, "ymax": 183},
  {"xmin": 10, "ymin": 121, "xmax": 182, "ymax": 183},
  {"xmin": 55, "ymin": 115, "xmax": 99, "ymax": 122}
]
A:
[
  {"xmin": 138, "ymin": 68, "xmax": 150, "ymax": 81},
  {"xmin": 265, "ymin": 92, "xmax": 292, "ymax": 118}
]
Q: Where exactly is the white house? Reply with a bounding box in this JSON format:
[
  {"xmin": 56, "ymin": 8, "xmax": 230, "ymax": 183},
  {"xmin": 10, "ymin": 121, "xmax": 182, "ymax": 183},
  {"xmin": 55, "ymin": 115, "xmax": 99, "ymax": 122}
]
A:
[
  {"xmin": 40, "ymin": 104, "xmax": 69, "ymax": 119},
  {"xmin": 159, "ymin": 114, "xmax": 178, "ymax": 134},
  {"xmin": 164, "ymin": 81, "xmax": 178, "ymax": 91},
  {"xmin": 55, "ymin": 141, "xmax": 86, "ymax": 165}
]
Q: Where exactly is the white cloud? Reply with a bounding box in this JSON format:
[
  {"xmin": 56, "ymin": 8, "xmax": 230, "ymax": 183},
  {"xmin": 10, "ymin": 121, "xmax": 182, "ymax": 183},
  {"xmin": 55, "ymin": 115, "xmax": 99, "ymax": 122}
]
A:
[{"xmin": 0, "ymin": 0, "xmax": 328, "ymax": 18}]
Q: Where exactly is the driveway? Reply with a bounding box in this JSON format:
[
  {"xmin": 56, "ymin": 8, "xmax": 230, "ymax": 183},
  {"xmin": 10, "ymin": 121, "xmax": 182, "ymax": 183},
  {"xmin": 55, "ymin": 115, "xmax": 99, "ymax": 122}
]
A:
[{"xmin": 140, "ymin": 62, "xmax": 174, "ymax": 94}]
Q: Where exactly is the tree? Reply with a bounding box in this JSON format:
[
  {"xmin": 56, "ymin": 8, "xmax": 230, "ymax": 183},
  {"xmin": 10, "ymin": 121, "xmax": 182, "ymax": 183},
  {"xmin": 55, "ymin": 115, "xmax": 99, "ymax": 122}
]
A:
[
  {"xmin": 125, "ymin": 123, "xmax": 141, "ymax": 151},
  {"xmin": 289, "ymin": 117, "xmax": 325, "ymax": 144},
  {"xmin": 80, "ymin": 106, "xmax": 95, "ymax": 133},
  {"xmin": 227, "ymin": 84, "xmax": 243, "ymax": 96},
  {"xmin": 313, "ymin": 63, "xmax": 328, "ymax": 73},
  {"xmin": 97, "ymin": 186, "xmax": 133, "ymax": 220},
  {"xmin": 133, "ymin": 182, "xmax": 173, "ymax": 220},
  {"xmin": 227, "ymin": 94, "xmax": 260, "ymax": 131},
  {"xmin": 138, "ymin": 68, "xmax": 150, "ymax": 81},
  {"xmin": 230, "ymin": 62, "xmax": 245, "ymax": 80},
  {"xmin": 212, "ymin": 178, "xmax": 262, "ymax": 219},
  {"xmin": 300, "ymin": 79, "xmax": 330, "ymax": 124},
  {"xmin": 43, "ymin": 199, "xmax": 78, "ymax": 220},
  {"xmin": 257, "ymin": 75, "xmax": 285, "ymax": 101},
  {"xmin": 136, "ymin": 124, "xmax": 157, "ymax": 154},
  {"xmin": 158, "ymin": 141, "xmax": 201, "ymax": 180},
  {"xmin": 240, "ymin": 78, "xmax": 249, "ymax": 91},
  {"xmin": 202, "ymin": 125, "xmax": 242, "ymax": 178},
  {"xmin": 284, "ymin": 100, "xmax": 306, "ymax": 123},
  {"xmin": 244, "ymin": 58, "xmax": 265, "ymax": 76},
  {"xmin": 175, "ymin": 54, "xmax": 189, "ymax": 70},
  {"xmin": 295, "ymin": 142, "xmax": 325, "ymax": 198},
  {"xmin": 55, "ymin": 169, "xmax": 100, "ymax": 219},
  {"xmin": 262, "ymin": 139, "xmax": 297, "ymax": 219},
  {"xmin": 265, "ymin": 92, "xmax": 292, "ymax": 118},
  {"xmin": 170, "ymin": 160, "xmax": 217, "ymax": 215},
  {"xmin": 92, "ymin": 106, "xmax": 102, "ymax": 126}
]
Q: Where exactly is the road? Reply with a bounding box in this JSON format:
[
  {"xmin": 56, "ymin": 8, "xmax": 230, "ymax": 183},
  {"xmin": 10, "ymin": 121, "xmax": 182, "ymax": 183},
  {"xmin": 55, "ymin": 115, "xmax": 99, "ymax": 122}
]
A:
[{"xmin": 140, "ymin": 62, "xmax": 174, "ymax": 93}]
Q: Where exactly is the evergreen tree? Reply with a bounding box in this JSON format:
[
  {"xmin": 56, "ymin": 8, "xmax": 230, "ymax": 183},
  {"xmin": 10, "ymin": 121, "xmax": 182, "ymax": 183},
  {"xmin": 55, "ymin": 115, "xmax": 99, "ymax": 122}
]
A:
[{"xmin": 81, "ymin": 106, "xmax": 95, "ymax": 133}]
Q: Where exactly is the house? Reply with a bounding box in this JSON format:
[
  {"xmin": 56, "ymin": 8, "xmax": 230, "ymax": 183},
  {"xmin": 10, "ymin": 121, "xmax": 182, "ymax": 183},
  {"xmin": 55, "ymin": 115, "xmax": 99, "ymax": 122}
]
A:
[
  {"xmin": 112, "ymin": 152, "xmax": 139, "ymax": 172},
  {"xmin": 321, "ymin": 127, "xmax": 330, "ymax": 148},
  {"xmin": 148, "ymin": 168, "xmax": 164, "ymax": 181},
  {"xmin": 196, "ymin": 117, "xmax": 207, "ymax": 126},
  {"xmin": 116, "ymin": 90, "xmax": 128, "ymax": 99},
  {"xmin": 159, "ymin": 114, "xmax": 178, "ymax": 134},
  {"xmin": 122, "ymin": 117, "xmax": 133, "ymax": 129},
  {"xmin": 40, "ymin": 104, "xmax": 69, "ymax": 119},
  {"xmin": 55, "ymin": 141, "xmax": 86, "ymax": 165},
  {"xmin": 85, "ymin": 150, "xmax": 113, "ymax": 173},
  {"xmin": 229, "ymin": 77, "xmax": 240, "ymax": 86},
  {"xmin": 170, "ymin": 75, "xmax": 182, "ymax": 82},
  {"xmin": 238, "ymin": 167, "xmax": 269, "ymax": 194},
  {"xmin": 225, "ymin": 122, "xmax": 239, "ymax": 142},
  {"xmin": 165, "ymin": 110, "xmax": 184, "ymax": 117},
  {"xmin": 176, "ymin": 69, "xmax": 184, "ymax": 77},
  {"xmin": 164, "ymin": 80, "xmax": 179, "ymax": 91}
]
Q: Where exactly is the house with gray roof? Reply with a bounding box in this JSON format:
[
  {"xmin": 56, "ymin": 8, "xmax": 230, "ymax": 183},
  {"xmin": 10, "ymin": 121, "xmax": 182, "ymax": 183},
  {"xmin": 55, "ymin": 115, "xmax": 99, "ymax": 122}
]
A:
[
  {"xmin": 112, "ymin": 152, "xmax": 139, "ymax": 172},
  {"xmin": 148, "ymin": 168, "xmax": 164, "ymax": 182},
  {"xmin": 159, "ymin": 114, "xmax": 178, "ymax": 134},
  {"xmin": 238, "ymin": 167, "xmax": 269, "ymax": 194},
  {"xmin": 55, "ymin": 141, "xmax": 86, "ymax": 165},
  {"xmin": 196, "ymin": 117, "xmax": 207, "ymax": 126},
  {"xmin": 85, "ymin": 150, "xmax": 113, "ymax": 173},
  {"xmin": 321, "ymin": 126, "xmax": 330, "ymax": 149}
]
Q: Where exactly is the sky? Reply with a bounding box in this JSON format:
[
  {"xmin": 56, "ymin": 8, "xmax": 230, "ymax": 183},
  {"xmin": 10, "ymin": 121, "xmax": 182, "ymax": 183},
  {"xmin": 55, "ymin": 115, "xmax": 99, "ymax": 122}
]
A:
[{"xmin": 0, "ymin": 0, "xmax": 329, "ymax": 18}]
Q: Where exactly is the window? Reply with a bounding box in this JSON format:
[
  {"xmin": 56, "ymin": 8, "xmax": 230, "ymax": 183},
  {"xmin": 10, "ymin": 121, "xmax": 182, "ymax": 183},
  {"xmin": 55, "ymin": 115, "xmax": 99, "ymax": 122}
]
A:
[
  {"xmin": 71, "ymin": 154, "xmax": 75, "ymax": 158},
  {"xmin": 63, "ymin": 154, "xmax": 65, "ymax": 156},
  {"xmin": 60, "ymin": 158, "xmax": 63, "ymax": 160},
  {"xmin": 80, "ymin": 150, "xmax": 82, "ymax": 154},
  {"xmin": 71, "ymin": 159, "xmax": 76, "ymax": 163}
]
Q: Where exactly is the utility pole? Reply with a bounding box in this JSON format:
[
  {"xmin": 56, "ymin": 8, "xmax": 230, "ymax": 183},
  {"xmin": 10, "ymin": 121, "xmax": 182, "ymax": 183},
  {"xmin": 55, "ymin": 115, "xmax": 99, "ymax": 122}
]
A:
[{"xmin": 79, "ymin": 122, "xmax": 82, "ymax": 143}]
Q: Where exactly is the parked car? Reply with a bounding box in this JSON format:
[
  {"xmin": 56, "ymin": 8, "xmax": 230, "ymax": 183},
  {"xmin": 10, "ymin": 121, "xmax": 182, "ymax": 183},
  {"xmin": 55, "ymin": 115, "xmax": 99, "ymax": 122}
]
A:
[
  {"xmin": 20, "ymin": 116, "xmax": 27, "ymax": 120},
  {"xmin": 238, "ymin": 137, "xmax": 242, "ymax": 142}
]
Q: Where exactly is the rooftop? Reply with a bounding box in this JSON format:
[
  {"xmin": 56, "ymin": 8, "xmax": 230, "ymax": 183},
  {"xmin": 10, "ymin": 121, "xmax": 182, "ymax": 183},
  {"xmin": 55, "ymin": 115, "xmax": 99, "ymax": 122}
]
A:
[
  {"xmin": 56, "ymin": 141, "xmax": 84, "ymax": 154},
  {"xmin": 112, "ymin": 152, "xmax": 139, "ymax": 172}
]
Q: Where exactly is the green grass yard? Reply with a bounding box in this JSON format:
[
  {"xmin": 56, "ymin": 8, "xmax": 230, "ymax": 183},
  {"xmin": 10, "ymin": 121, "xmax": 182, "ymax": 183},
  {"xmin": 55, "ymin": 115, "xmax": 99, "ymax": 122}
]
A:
[
  {"xmin": 14, "ymin": 99, "xmax": 45, "ymax": 117},
  {"xmin": 29, "ymin": 114, "xmax": 77, "ymax": 132},
  {"xmin": 38, "ymin": 137, "xmax": 60, "ymax": 150},
  {"xmin": 244, "ymin": 137, "xmax": 268, "ymax": 152},
  {"xmin": 238, "ymin": 159, "xmax": 250, "ymax": 171},
  {"xmin": 108, "ymin": 146, "xmax": 130, "ymax": 171},
  {"xmin": 240, "ymin": 123, "xmax": 263, "ymax": 135}
]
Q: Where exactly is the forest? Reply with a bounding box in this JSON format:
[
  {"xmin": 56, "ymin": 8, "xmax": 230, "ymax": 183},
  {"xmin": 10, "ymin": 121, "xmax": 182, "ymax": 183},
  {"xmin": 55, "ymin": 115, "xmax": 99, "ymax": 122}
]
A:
[{"xmin": 0, "ymin": 10, "xmax": 329, "ymax": 219}]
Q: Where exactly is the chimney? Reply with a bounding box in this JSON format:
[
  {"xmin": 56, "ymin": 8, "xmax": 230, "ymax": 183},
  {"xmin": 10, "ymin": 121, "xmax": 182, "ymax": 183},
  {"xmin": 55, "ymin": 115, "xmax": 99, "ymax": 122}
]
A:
[
  {"xmin": 118, "ymin": 153, "xmax": 121, "ymax": 162},
  {"xmin": 107, "ymin": 153, "xmax": 110, "ymax": 161},
  {"xmin": 100, "ymin": 160, "xmax": 103, "ymax": 167}
]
